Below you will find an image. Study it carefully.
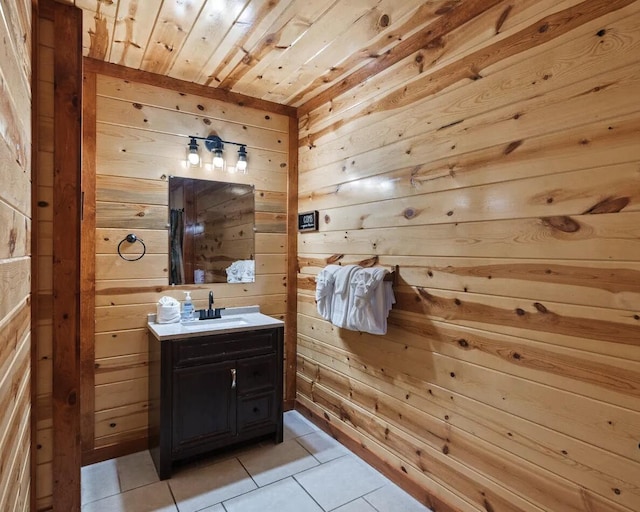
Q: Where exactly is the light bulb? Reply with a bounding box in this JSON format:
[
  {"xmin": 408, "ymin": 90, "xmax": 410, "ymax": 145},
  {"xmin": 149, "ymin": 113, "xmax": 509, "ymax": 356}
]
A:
[
  {"xmin": 186, "ymin": 138, "xmax": 200, "ymax": 166},
  {"xmin": 188, "ymin": 150, "xmax": 200, "ymax": 166},
  {"xmin": 213, "ymin": 149, "xmax": 224, "ymax": 169},
  {"xmin": 236, "ymin": 146, "xmax": 248, "ymax": 173}
]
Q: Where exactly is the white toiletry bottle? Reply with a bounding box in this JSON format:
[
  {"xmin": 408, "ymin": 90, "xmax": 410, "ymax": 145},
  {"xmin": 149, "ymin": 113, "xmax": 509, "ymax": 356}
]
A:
[{"xmin": 182, "ymin": 291, "xmax": 194, "ymax": 321}]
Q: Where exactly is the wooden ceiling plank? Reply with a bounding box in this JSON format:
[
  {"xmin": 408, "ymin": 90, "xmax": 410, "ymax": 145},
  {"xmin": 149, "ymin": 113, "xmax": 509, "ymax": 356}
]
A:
[
  {"xmin": 217, "ymin": 0, "xmax": 339, "ymax": 92},
  {"xmin": 286, "ymin": 0, "xmax": 460, "ymax": 107},
  {"xmin": 140, "ymin": 0, "xmax": 207, "ymax": 75},
  {"xmin": 297, "ymin": 0, "xmax": 503, "ymax": 115},
  {"xmin": 167, "ymin": 0, "xmax": 249, "ymax": 83},
  {"xmin": 108, "ymin": 0, "xmax": 163, "ymax": 69},
  {"xmin": 75, "ymin": 0, "xmax": 119, "ymax": 61},
  {"xmin": 195, "ymin": 0, "xmax": 297, "ymax": 87},
  {"xmin": 84, "ymin": 58, "xmax": 297, "ymax": 117},
  {"xmin": 257, "ymin": 0, "xmax": 427, "ymax": 104}
]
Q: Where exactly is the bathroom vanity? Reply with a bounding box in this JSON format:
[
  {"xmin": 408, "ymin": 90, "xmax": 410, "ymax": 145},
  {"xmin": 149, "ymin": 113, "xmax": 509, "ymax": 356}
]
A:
[{"xmin": 147, "ymin": 306, "xmax": 284, "ymax": 479}]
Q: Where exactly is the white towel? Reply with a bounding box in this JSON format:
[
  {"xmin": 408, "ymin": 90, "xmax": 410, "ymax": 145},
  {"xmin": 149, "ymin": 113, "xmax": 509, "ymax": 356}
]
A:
[
  {"xmin": 226, "ymin": 260, "xmax": 255, "ymax": 283},
  {"xmin": 330, "ymin": 265, "xmax": 359, "ymax": 328},
  {"xmin": 347, "ymin": 268, "xmax": 395, "ymax": 335},
  {"xmin": 156, "ymin": 296, "xmax": 181, "ymax": 324},
  {"xmin": 315, "ymin": 264, "xmax": 341, "ymax": 320}
]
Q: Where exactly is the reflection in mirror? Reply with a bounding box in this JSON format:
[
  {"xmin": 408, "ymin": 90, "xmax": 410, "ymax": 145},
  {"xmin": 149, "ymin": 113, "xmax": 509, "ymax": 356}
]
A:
[{"xmin": 169, "ymin": 177, "xmax": 255, "ymax": 285}]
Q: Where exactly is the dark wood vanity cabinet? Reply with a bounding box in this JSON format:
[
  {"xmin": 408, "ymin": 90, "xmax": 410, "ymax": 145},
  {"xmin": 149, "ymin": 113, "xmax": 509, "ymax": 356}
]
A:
[{"xmin": 148, "ymin": 326, "xmax": 284, "ymax": 479}]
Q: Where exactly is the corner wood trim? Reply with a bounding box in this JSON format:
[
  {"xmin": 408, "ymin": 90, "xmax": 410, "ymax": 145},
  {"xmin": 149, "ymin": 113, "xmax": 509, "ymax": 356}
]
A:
[
  {"xmin": 52, "ymin": 2, "xmax": 83, "ymax": 510},
  {"xmin": 285, "ymin": 116, "xmax": 298, "ymax": 405},
  {"xmin": 294, "ymin": 401, "xmax": 458, "ymax": 512},
  {"xmin": 80, "ymin": 70, "xmax": 97, "ymax": 454},
  {"xmin": 83, "ymin": 58, "xmax": 297, "ymax": 119}
]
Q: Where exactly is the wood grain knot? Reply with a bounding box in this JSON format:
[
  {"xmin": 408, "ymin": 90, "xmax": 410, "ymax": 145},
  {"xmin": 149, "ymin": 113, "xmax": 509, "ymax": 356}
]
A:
[
  {"xmin": 458, "ymin": 339, "xmax": 469, "ymax": 348},
  {"xmin": 327, "ymin": 254, "xmax": 344, "ymax": 264},
  {"xmin": 484, "ymin": 499, "xmax": 496, "ymax": 512},
  {"xmin": 403, "ymin": 207, "xmax": 417, "ymax": 219},
  {"xmin": 541, "ymin": 216, "xmax": 580, "ymax": 233},
  {"xmin": 583, "ymin": 196, "xmax": 630, "ymax": 214},
  {"xmin": 533, "ymin": 302, "xmax": 548, "ymax": 313},
  {"xmin": 504, "ymin": 140, "xmax": 523, "ymax": 155},
  {"xmin": 378, "ymin": 14, "xmax": 390, "ymax": 27},
  {"xmin": 132, "ymin": 102, "xmax": 143, "ymax": 110},
  {"xmin": 515, "ymin": 308, "xmax": 526, "ymax": 316},
  {"xmin": 67, "ymin": 391, "xmax": 77, "ymax": 406},
  {"xmin": 442, "ymin": 445, "xmax": 449, "ymax": 455},
  {"xmin": 8, "ymin": 228, "xmax": 17, "ymax": 255}
]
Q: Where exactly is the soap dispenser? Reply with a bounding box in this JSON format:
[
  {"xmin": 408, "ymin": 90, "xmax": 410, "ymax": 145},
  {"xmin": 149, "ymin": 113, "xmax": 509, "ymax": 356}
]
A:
[{"xmin": 182, "ymin": 291, "xmax": 194, "ymax": 321}]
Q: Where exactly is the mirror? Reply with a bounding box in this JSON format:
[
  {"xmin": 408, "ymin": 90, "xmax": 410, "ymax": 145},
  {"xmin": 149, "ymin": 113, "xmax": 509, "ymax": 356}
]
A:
[{"xmin": 169, "ymin": 177, "xmax": 255, "ymax": 284}]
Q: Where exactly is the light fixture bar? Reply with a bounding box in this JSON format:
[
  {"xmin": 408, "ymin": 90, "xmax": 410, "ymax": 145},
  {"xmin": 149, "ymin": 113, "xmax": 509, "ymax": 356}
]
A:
[{"xmin": 186, "ymin": 134, "xmax": 249, "ymax": 173}]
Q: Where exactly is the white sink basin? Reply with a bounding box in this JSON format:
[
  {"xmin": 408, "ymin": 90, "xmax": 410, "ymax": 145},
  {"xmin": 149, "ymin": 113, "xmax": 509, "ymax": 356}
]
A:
[
  {"xmin": 181, "ymin": 317, "xmax": 249, "ymax": 331},
  {"xmin": 148, "ymin": 306, "xmax": 284, "ymax": 341}
]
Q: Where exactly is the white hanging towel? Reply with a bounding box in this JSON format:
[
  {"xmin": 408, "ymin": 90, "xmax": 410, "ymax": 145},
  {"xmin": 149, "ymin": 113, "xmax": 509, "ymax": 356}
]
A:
[
  {"xmin": 315, "ymin": 264, "xmax": 341, "ymax": 320},
  {"xmin": 330, "ymin": 265, "xmax": 360, "ymax": 328},
  {"xmin": 347, "ymin": 267, "xmax": 396, "ymax": 335}
]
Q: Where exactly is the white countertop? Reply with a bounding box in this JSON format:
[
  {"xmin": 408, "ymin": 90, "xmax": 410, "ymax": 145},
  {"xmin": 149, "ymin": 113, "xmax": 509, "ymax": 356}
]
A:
[{"xmin": 147, "ymin": 305, "xmax": 284, "ymax": 341}]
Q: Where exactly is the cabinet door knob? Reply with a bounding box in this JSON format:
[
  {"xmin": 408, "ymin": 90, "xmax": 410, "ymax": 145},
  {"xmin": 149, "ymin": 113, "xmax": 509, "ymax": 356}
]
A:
[{"xmin": 231, "ymin": 368, "xmax": 237, "ymax": 389}]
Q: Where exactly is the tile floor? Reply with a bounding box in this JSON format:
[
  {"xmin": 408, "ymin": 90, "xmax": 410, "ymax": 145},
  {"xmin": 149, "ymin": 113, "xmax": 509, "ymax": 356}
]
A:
[{"xmin": 81, "ymin": 411, "xmax": 432, "ymax": 512}]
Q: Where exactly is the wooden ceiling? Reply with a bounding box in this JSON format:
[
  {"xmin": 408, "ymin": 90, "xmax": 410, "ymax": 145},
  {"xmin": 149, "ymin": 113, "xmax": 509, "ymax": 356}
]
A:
[{"xmin": 68, "ymin": 0, "xmax": 470, "ymax": 109}]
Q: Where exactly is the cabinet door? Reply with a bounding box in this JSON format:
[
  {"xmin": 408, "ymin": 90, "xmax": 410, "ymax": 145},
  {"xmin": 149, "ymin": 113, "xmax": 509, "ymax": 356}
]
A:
[{"xmin": 172, "ymin": 361, "xmax": 236, "ymax": 453}]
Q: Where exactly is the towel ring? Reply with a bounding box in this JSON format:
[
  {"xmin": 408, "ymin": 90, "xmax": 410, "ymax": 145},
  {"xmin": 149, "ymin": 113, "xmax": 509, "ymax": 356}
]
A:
[{"xmin": 117, "ymin": 233, "xmax": 146, "ymax": 261}]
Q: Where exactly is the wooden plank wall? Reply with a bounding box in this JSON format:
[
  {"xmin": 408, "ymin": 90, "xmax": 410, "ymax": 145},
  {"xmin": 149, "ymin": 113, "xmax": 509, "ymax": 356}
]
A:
[
  {"xmin": 34, "ymin": 13, "xmax": 54, "ymax": 512},
  {"xmin": 296, "ymin": 1, "xmax": 640, "ymax": 511},
  {"xmin": 86, "ymin": 70, "xmax": 291, "ymax": 458},
  {"xmin": 0, "ymin": 0, "xmax": 32, "ymax": 511}
]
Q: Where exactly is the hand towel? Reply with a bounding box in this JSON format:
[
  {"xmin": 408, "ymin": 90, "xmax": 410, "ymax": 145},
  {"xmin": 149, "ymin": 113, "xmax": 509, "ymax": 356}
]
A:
[
  {"xmin": 347, "ymin": 268, "xmax": 395, "ymax": 335},
  {"xmin": 315, "ymin": 264, "xmax": 341, "ymax": 320},
  {"xmin": 330, "ymin": 265, "xmax": 359, "ymax": 328}
]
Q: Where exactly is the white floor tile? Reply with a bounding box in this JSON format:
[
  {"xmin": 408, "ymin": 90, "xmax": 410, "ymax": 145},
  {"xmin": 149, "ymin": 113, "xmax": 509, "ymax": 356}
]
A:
[
  {"xmin": 283, "ymin": 410, "xmax": 319, "ymax": 441},
  {"xmin": 81, "ymin": 481, "xmax": 176, "ymax": 512},
  {"xmin": 169, "ymin": 457, "xmax": 256, "ymax": 512},
  {"xmin": 116, "ymin": 450, "xmax": 160, "ymax": 492},
  {"xmin": 295, "ymin": 456, "xmax": 387, "ymax": 511},
  {"xmin": 223, "ymin": 477, "xmax": 323, "ymax": 512},
  {"xmin": 364, "ymin": 484, "xmax": 432, "ymax": 512},
  {"xmin": 296, "ymin": 430, "xmax": 350, "ymax": 463},
  {"xmin": 333, "ymin": 498, "xmax": 378, "ymax": 512},
  {"xmin": 196, "ymin": 505, "xmax": 225, "ymax": 512},
  {"xmin": 81, "ymin": 458, "xmax": 121, "ymax": 505},
  {"xmin": 238, "ymin": 438, "xmax": 319, "ymax": 486}
]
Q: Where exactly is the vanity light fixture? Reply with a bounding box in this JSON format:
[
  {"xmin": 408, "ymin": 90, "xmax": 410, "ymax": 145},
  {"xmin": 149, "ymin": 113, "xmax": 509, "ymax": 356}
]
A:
[{"xmin": 186, "ymin": 134, "xmax": 249, "ymax": 173}]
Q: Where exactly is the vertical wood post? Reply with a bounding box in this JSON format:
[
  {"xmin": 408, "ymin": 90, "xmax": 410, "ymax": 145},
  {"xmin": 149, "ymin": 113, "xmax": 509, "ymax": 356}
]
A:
[
  {"xmin": 52, "ymin": 2, "xmax": 83, "ymax": 510},
  {"xmin": 285, "ymin": 115, "xmax": 299, "ymax": 408},
  {"xmin": 80, "ymin": 70, "xmax": 97, "ymax": 460}
]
